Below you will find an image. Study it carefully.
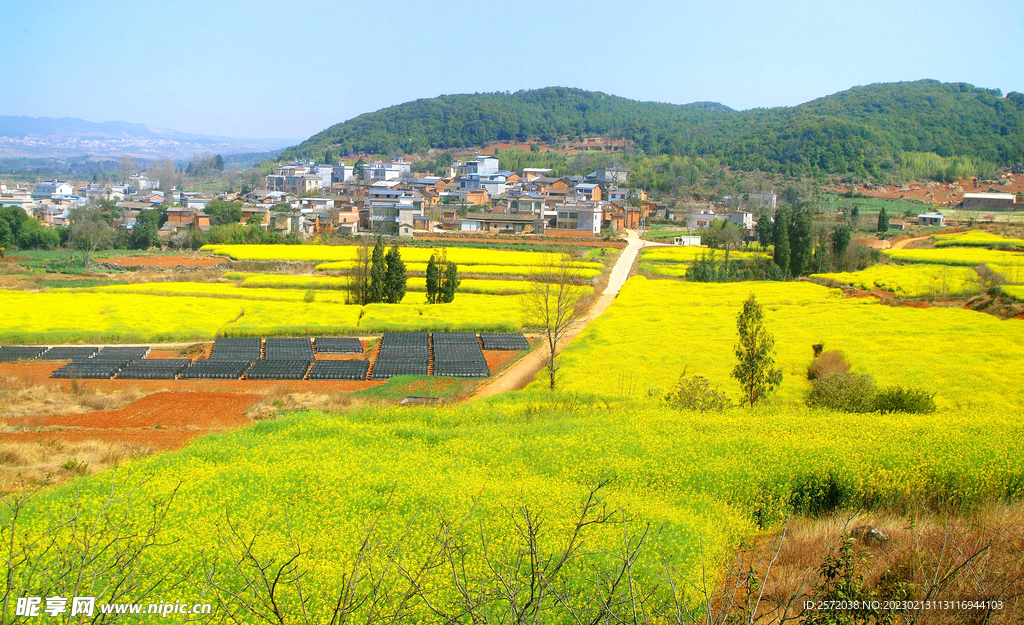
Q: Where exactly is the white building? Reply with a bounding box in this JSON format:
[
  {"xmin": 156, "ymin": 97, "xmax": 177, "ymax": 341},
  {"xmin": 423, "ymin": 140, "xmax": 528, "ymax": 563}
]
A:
[
  {"xmin": 364, "ymin": 160, "xmax": 412, "ymax": 181},
  {"xmin": 32, "ymin": 180, "xmax": 74, "ymax": 198},
  {"xmin": 331, "ymin": 165, "xmax": 356, "ymax": 184}
]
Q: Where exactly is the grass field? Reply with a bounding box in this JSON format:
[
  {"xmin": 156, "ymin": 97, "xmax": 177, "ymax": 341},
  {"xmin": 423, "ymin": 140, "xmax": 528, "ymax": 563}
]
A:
[
  {"xmin": 812, "ymin": 264, "xmax": 984, "ymax": 298},
  {"xmin": 552, "ymin": 277, "xmax": 1024, "ymax": 412},
  {"xmin": 932, "ymin": 230, "xmax": 1024, "ymax": 249}
]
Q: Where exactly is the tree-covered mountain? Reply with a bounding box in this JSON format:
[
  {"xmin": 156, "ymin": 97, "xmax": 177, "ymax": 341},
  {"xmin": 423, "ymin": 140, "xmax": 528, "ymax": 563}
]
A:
[{"xmin": 283, "ymin": 81, "xmax": 1024, "ymax": 178}]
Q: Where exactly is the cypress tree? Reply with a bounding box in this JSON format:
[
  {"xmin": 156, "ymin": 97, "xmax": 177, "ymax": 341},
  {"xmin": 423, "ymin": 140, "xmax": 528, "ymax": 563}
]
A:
[
  {"xmin": 788, "ymin": 209, "xmax": 813, "ymax": 276},
  {"xmin": 368, "ymin": 236, "xmax": 386, "ymax": 303},
  {"xmin": 425, "ymin": 254, "xmax": 439, "ymax": 304},
  {"xmin": 731, "ymin": 293, "xmax": 783, "ymax": 406},
  {"xmin": 384, "ymin": 245, "xmax": 407, "ymax": 304},
  {"xmin": 772, "ymin": 207, "xmax": 791, "ymax": 277},
  {"xmin": 877, "ymin": 207, "xmax": 889, "ymax": 232},
  {"xmin": 440, "ymin": 261, "xmax": 460, "ymax": 303}
]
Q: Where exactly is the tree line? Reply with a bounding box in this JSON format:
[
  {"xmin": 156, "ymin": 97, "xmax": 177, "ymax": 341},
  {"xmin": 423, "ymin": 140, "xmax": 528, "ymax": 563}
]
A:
[
  {"xmin": 283, "ymin": 81, "xmax": 1024, "ymax": 179},
  {"xmin": 345, "ymin": 238, "xmax": 461, "ymax": 305}
]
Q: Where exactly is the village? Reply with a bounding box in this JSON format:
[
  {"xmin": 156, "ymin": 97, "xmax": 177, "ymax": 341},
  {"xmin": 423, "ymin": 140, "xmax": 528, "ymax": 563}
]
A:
[{"xmin": 1, "ymin": 152, "xmax": 1022, "ymax": 253}]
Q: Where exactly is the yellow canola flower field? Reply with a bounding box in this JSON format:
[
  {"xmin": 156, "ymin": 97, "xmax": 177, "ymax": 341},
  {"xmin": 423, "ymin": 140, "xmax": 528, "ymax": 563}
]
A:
[
  {"xmin": 227, "ymin": 273, "xmax": 536, "ymax": 295},
  {"xmin": 884, "ymin": 247, "xmax": 1024, "ymax": 267},
  {"xmin": 554, "ymin": 277, "xmax": 1024, "ymax": 412},
  {"xmin": 314, "ymin": 260, "xmax": 602, "ymax": 278},
  {"xmin": 15, "ymin": 391, "xmax": 1024, "ymax": 621},
  {"xmin": 640, "ymin": 246, "xmax": 768, "ymax": 264},
  {"xmin": 0, "ymin": 286, "xmax": 526, "ymax": 342},
  {"xmin": 932, "ymin": 230, "xmax": 1024, "ymax": 249},
  {"xmin": 202, "ymin": 243, "xmax": 605, "ymax": 269},
  {"xmin": 812, "ymin": 264, "xmax": 984, "ymax": 298},
  {"xmin": 0, "ymin": 290, "xmax": 248, "ymax": 343},
  {"xmin": 1004, "ymin": 285, "xmax": 1024, "ymax": 302}
]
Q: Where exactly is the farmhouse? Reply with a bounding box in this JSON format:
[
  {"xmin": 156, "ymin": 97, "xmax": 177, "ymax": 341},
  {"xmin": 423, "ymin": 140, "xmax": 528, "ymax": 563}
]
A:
[
  {"xmin": 917, "ymin": 213, "xmax": 946, "ymax": 227},
  {"xmin": 460, "ymin": 212, "xmax": 546, "ymax": 234},
  {"xmin": 962, "ymin": 192, "xmax": 1017, "ymax": 211}
]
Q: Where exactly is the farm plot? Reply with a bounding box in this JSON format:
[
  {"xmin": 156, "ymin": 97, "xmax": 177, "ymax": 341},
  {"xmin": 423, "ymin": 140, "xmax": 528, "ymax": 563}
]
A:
[
  {"xmin": 0, "ymin": 285, "xmax": 529, "ymax": 343},
  {"xmin": 811, "ymin": 264, "xmax": 984, "ymax": 298},
  {"xmin": 884, "ymin": 247, "xmax": 1024, "ymax": 284},
  {"xmin": 639, "ymin": 247, "xmax": 768, "ymax": 278},
  {"xmin": 552, "ymin": 277, "xmax": 1024, "ymax": 412},
  {"xmin": 203, "ymin": 244, "xmax": 606, "ymax": 269},
  {"xmin": 932, "ymin": 230, "xmax": 1024, "ymax": 249},
  {"xmin": 10, "ymin": 389, "xmax": 1024, "ymax": 622}
]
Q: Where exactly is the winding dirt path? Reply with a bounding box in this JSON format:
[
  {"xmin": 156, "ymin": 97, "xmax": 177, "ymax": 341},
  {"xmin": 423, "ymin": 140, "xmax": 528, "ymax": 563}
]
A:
[
  {"xmin": 890, "ymin": 235, "xmax": 930, "ymax": 250},
  {"xmin": 470, "ymin": 229, "xmax": 649, "ymax": 399}
]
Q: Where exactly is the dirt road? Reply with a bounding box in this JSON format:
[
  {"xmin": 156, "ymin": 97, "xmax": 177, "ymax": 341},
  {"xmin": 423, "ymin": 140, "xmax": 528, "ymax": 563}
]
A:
[
  {"xmin": 890, "ymin": 236, "xmax": 930, "ymax": 250},
  {"xmin": 470, "ymin": 229, "xmax": 648, "ymax": 399}
]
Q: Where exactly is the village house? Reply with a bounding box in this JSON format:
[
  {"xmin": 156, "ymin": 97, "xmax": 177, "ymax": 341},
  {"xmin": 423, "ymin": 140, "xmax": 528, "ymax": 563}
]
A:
[
  {"xmin": 962, "ymin": 192, "xmax": 1017, "ymax": 211},
  {"xmin": 460, "ymin": 212, "xmax": 546, "ymax": 234}
]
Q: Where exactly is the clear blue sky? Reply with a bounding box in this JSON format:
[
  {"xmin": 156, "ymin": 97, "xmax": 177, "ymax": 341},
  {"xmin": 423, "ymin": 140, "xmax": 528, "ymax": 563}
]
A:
[{"xmin": 1, "ymin": 0, "xmax": 1021, "ymax": 140}]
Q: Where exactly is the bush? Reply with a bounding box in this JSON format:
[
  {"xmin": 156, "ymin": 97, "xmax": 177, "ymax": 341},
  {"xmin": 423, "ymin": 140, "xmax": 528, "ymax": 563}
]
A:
[
  {"xmin": 665, "ymin": 374, "xmax": 731, "ymax": 412},
  {"xmin": 807, "ymin": 350, "xmax": 850, "ymax": 380},
  {"xmin": 807, "ymin": 373, "xmax": 876, "ymax": 412},
  {"xmin": 876, "ymin": 386, "xmax": 937, "ymax": 414},
  {"xmin": 303, "ymin": 290, "xmax": 316, "ymax": 303}
]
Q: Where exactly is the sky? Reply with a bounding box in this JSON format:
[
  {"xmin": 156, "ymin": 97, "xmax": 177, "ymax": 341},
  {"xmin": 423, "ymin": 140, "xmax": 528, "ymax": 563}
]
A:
[{"xmin": 0, "ymin": 0, "xmax": 1021, "ymax": 141}]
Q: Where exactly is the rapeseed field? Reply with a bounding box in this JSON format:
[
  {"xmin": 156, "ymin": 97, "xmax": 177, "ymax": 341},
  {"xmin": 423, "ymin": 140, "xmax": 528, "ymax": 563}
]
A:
[
  {"xmin": 203, "ymin": 243, "xmax": 605, "ymax": 269},
  {"xmin": 553, "ymin": 277, "xmax": 1024, "ymax": 412},
  {"xmin": 811, "ymin": 264, "xmax": 983, "ymax": 298},
  {"xmin": 11, "ymin": 391, "xmax": 1023, "ymax": 621},
  {"xmin": 932, "ymin": 230, "xmax": 1024, "ymax": 249}
]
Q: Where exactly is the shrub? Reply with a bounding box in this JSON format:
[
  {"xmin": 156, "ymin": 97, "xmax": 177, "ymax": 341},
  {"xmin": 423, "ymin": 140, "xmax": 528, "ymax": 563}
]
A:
[
  {"xmin": 665, "ymin": 374, "xmax": 731, "ymax": 412},
  {"xmin": 807, "ymin": 350, "xmax": 850, "ymax": 380},
  {"xmin": 303, "ymin": 290, "xmax": 316, "ymax": 303},
  {"xmin": 876, "ymin": 386, "xmax": 937, "ymax": 414},
  {"xmin": 807, "ymin": 373, "xmax": 876, "ymax": 412}
]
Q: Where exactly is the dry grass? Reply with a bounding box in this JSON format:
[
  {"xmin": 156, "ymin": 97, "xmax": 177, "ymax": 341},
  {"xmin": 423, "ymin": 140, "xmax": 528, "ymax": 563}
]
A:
[
  {"xmin": 701, "ymin": 503, "xmax": 1024, "ymax": 623},
  {"xmin": 0, "ymin": 439, "xmax": 153, "ymax": 493},
  {"xmin": 0, "ymin": 377, "xmax": 147, "ymax": 420},
  {"xmin": 807, "ymin": 350, "xmax": 851, "ymax": 380},
  {"xmin": 244, "ymin": 386, "xmax": 358, "ymax": 420}
]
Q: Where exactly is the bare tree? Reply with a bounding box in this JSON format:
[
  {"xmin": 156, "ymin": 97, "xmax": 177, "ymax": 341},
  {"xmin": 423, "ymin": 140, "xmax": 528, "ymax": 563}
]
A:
[
  {"xmin": 118, "ymin": 154, "xmax": 135, "ymax": 183},
  {"xmin": 68, "ymin": 208, "xmax": 112, "ymax": 270},
  {"xmin": 345, "ymin": 236, "xmax": 374, "ymax": 305},
  {"xmin": 521, "ymin": 249, "xmax": 592, "ymax": 389}
]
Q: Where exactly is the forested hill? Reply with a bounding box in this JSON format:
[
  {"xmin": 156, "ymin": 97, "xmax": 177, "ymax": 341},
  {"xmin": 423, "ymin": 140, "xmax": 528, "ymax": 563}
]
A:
[{"xmin": 284, "ymin": 81, "xmax": 1024, "ymax": 177}]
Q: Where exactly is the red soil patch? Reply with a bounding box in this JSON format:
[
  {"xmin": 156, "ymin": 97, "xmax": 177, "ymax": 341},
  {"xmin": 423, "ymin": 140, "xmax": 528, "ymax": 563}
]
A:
[
  {"xmin": 98, "ymin": 254, "xmax": 227, "ymax": 268},
  {"xmin": 0, "ymin": 391, "xmax": 257, "ymax": 451},
  {"xmin": 483, "ymin": 350, "xmax": 520, "ymax": 375},
  {"xmin": 3, "ymin": 391, "xmax": 255, "ymax": 430}
]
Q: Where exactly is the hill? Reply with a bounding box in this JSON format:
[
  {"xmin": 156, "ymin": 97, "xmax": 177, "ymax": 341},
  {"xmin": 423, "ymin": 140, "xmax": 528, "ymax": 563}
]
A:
[
  {"xmin": 0, "ymin": 116, "xmax": 299, "ymax": 159},
  {"xmin": 283, "ymin": 81, "xmax": 1024, "ymax": 178}
]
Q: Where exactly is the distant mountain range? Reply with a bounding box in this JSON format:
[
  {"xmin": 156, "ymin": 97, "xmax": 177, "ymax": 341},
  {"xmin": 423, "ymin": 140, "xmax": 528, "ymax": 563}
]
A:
[
  {"xmin": 0, "ymin": 116, "xmax": 300, "ymax": 159},
  {"xmin": 283, "ymin": 81, "xmax": 1024, "ymax": 177}
]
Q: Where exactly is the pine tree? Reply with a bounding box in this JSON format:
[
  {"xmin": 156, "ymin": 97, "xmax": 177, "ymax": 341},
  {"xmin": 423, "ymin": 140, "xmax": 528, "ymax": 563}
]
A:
[
  {"xmin": 731, "ymin": 294, "xmax": 783, "ymax": 407},
  {"xmin": 368, "ymin": 236, "xmax": 386, "ymax": 303},
  {"xmin": 425, "ymin": 254, "xmax": 439, "ymax": 304},
  {"xmin": 788, "ymin": 209, "xmax": 813, "ymax": 276},
  {"xmin": 772, "ymin": 207, "xmax": 791, "ymax": 277},
  {"xmin": 384, "ymin": 245, "xmax": 407, "ymax": 304},
  {"xmin": 877, "ymin": 207, "xmax": 889, "ymax": 232},
  {"xmin": 324, "ymin": 149, "xmax": 334, "ymax": 164},
  {"xmin": 440, "ymin": 261, "xmax": 460, "ymax": 303}
]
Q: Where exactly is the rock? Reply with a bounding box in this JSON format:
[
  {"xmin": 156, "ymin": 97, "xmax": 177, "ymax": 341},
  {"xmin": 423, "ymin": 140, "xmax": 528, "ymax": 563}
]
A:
[{"xmin": 851, "ymin": 525, "xmax": 890, "ymax": 547}]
